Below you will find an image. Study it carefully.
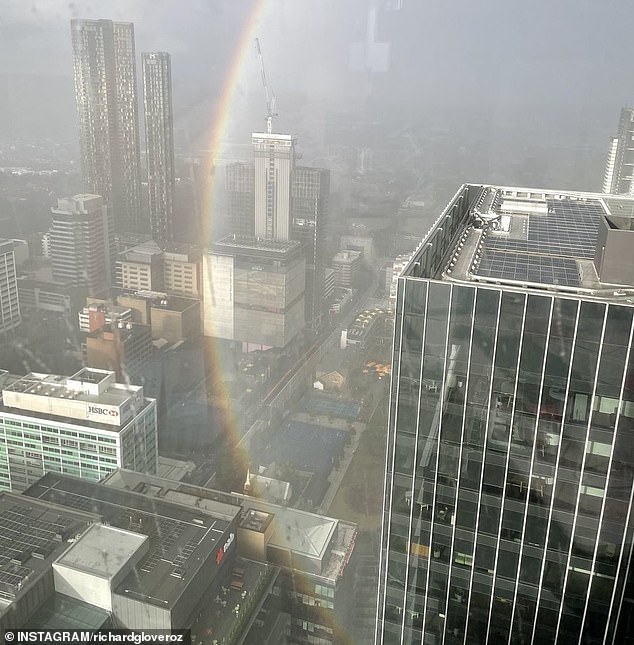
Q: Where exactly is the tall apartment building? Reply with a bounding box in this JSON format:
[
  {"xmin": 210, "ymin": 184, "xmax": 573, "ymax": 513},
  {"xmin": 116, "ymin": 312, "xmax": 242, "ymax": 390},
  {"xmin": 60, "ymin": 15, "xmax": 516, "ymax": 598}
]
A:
[
  {"xmin": 142, "ymin": 52, "xmax": 175, "ymax": 245},
  {"xmin": 293, "ymin": 166, "xmax": 330, "ymax": 328},
  {"xmin": 71, "ymin": 19, "xmax": 142, "ymax": 234},
  {"xmin": 0, "ymin": 368, "xmax": 157, "ymax": 493},
  {"xmin": 0, "ymin": 240, "xmax": 21, "ymax": 336},
  {"xmin": 376, "ymin": 185, "xmax": 634, "ymax": 644},
  {"xmin": 603, "ymin": 107, "xmax": 634, "ymax": 195},
  {"xmin": 49, "ymin": 195, "xmax": 112, "ymax": 295},
  {"xmin": 253, "ymin": 132, "xmax": 296, "ymax": 240}
]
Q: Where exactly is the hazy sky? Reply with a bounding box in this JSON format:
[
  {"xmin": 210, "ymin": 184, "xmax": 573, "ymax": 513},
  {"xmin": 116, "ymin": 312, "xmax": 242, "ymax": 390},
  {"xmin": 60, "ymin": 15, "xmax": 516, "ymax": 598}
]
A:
[{"xmin": 1, "ymin": 0, "xmax": 634, "ymax": 162}]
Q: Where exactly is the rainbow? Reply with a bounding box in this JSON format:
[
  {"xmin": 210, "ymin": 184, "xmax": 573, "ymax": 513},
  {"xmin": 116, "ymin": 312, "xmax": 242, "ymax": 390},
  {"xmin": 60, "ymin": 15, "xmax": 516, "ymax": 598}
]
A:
[
  {"xmin": 201, "ymin": 0, "xmax": 267, "ymax": 460},
  {"xmin": 198, "ymin": 6, "xmax": 358, "ymax": 641},
  {"xmin": 201, "ymin": 0, "xmax": 268, "ymax": 243}
]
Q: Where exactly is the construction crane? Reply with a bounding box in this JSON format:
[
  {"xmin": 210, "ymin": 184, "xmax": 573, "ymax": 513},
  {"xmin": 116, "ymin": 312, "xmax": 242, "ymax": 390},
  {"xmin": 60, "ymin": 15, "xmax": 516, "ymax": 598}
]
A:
[{"xmin": 255, "ymin": 38, "xmax": 277, "ymax": 134}]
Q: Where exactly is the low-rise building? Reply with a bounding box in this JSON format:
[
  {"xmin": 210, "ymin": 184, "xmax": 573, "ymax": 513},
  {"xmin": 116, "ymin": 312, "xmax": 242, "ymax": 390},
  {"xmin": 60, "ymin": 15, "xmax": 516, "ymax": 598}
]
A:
[{"xmin": 331, "ymin": 250, "xmax": 362, "ymax": 288}]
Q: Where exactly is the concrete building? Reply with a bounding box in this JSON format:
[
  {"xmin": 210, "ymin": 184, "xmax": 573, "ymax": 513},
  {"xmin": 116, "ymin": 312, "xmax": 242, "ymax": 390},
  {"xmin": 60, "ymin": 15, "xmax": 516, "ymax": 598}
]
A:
[
  {"xmin": 142, "ymin": 52, "xmax": 175, "ymax": 245},
  {"xmin": 253, "ymin": 132, "xmax": 296, "ymax": 241},
  {"xmin": 376, "ymin": 185, "xmax": 634, "ymax": 644},
  {"xmin": 21, "ymin": 472, "xmax": 247, "ymax": 633},
  {"xmin": 103, "ymin": 469, "xmax": 359, "ymax": 644},
  {"xmin": 17, "ymin": 278, "xmax": 72, "ymax": 316},
  {"xmin": 203, "ymin": 236, "xmax": 305, "ymax": 350},
  {"xmin": 49, "ymin": 195, "xmax": 111, "ymax": 296},
  {"xmin": 0, "ymin": 368, "xmax": 157, "ymax": 492},
  {"xmin": 71, "ymin": 19, "xmax": 142, "ymax": 234},
  {"xmin": 603, "ymin": 107, "xmax": 634, "ymax": 195},
  {"xmin": 84, "ymin": 322, "xmax": 152, "ymax": 383},
  {"xmin": 116, "ymin": 240, "xmax": 164, "ymax": 292},
  {"xmin": 0, "ymin": 240, "xmax": 21, "ymax": 335},
  {"xmin": 163, "ymin": 246, "xmax": 201, "ymax": 298},
  {"xmin": 331, "ymin": 249, "xmax": 362, "ymax": 288},
  {"xmin": 78, "ymin": 302, "xmax": 133, "ymax": 334}
]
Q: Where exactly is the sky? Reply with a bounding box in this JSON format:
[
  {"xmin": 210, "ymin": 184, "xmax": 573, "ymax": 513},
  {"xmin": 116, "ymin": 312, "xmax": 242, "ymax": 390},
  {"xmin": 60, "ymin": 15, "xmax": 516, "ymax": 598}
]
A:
[{"xmin": 1, "ymin": 0, "xmax": 634, "ymax": 166}]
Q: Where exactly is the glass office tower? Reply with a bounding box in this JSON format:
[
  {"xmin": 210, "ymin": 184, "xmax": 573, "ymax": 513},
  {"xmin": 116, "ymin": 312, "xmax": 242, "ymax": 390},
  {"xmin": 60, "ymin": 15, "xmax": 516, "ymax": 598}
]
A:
[{"xmin": 376, "ymin": 184, "xmax": 634, "ymax": 644}]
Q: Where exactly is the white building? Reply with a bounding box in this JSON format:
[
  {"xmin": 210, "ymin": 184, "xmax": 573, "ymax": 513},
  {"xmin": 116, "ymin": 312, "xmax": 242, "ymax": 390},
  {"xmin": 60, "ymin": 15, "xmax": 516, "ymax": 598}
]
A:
[
  {"xmin": 252, "ymin": 132, "xmax": 296, "ymax": 241},
  {"xmin": 0, "ymin": 367, "xmax": 157, "ymax": 492}
]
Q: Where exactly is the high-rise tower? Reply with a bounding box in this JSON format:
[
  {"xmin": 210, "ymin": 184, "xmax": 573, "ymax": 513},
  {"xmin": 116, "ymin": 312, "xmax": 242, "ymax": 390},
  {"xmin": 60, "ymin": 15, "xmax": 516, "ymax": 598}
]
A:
[
  {"xmin": 0, "ymin": 240, "xmax": 20, "ymax": 336},
  {"xmin": 142, "ymin": 52, "xmax": 175, "ymax": 245},
  {"xmin": 71, "ymin": 19, "xmax": 142, "ymax": 234},
  {"xmin": 602, "ymin": 107, "xmax": 634, "ymax": 195},
  {"xmin": 252, "ymin": 131, "xmax": 296, "ymax": 240},
  {"xmin": 377, "ymin": 184, "xmax": 634, "ymax": 644}
]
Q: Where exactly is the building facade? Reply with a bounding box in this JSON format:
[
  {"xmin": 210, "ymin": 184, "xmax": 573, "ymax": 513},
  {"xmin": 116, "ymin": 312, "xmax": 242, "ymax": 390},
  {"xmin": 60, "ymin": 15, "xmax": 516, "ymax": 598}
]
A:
[
  {"xmin": 0, "ymin": 240, "xmax": 21, "ymax": 336},
  {"xmin": 71, "ymin": 19, "xmax": 142, "ymax": 234},
  {"xmin": 142, "ymin": 52, "xmax": 175, "ymax": 245},
  {"xmin": 293, "ymin": 166, "xmax": 330, "ymax": 329},
  {"xmin": 602, "ymin": 107, "xmax": 634, "ymax": 196},
  {"xmin": 0, "ymin": 368, "xmax": 157, "ymax": 492},
  {"xmin": 226, "ymin": 162, "xmax": 256, "ymax": 237},
  {"xmin": 253, "ymin": 132, "xmax": 296, "ymax": 241},
  {"xmin": 376, "ymin": 184, "xmax": 634, "ymax": 644},
  {"xmin": 49, "ymin": 195, "xmax": 112, "ymax": 295},
  {"xmin": 203, "ymin": 236, "xmax": 305, "ymax": 350}
]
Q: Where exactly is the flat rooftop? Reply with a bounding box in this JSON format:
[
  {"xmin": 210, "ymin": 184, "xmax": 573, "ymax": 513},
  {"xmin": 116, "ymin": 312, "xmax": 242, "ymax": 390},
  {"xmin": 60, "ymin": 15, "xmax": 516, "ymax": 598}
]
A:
[
  {"xmin": 55, "ymin": 523, "xmax": 146, "ymax": 580},
  {"xmin": 101, "ymin": 470, "xmax": 357, "ymax": 582},
  {"xmin": 407, "ymin": 184, "xmax": 634, "ymax": 298},
  {"xmin": 212, "ymin": 235, "xmax": 302, "ymax": 257},
  {"xmin": 24, "ymin": 473, "xmax": 240, "ymax": 609},
  {"xmin": 0, "ymin": 492, "xmax": 94, "ymax": 607}
]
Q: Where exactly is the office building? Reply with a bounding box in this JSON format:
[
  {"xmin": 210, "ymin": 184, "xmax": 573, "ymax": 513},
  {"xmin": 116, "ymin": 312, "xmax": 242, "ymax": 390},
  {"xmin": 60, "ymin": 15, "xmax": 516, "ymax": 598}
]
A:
[
  {"xmin": 0, "ymin": 368, "xmax": 157, "ymax": 492},
  {"xmin": 226, "ymin": 161, "xmax": 256, "ymax": 237},
  {"xmin": 84, "ymin": 322, "xmax": 152, "ymax": 383},
  {"xmin": 17, "ymin": 279, "xmax": 72, "ymax": 316},
  {"xmin": 71, "ymin": 19, "xmax": 142, "ymax": 234},
  {"xmin": 0, "ymin": 240, "xmax": 21, "ymax": 336},
  {"xmin": 16, "ymin": 473, "xmax": 245, "ymax": 633},
  {"xmin": 102, "ymin": 469, "xmax": 359, "ymax": 644},
  {"xmin": 142, "ymin": 52, "xmax": 175, "ymax": 245},
  {"xmin": 603, "ymin": 107, "xmax": 634, "ymax": 195},
  {"xmin": 293, "ymin": 166, "xmax": 330, "ymax": 328},
  {"xmin": 203, "ymin": 236, "xmax": 305, "ymax": 350},
  {"xmin": 116, "ymin": 240, "xmax": 164, "ymax": 292},
  {"xmin": 163, "ymin": 246, "xmax": 201, "ymax": 298},
  {"xmin": 253, "ymin": 132, "xmax": 296, "ymax": 240},
  {"xmin": 332, "ymin": 249, "xmax": 362, "ymax": 288},
  {"xmin": 376, "ymin": 185, "xmax": 634, "ymax": 644},
  {"xmin": 49, "ymin": 195, "xmax": 112, "ymax": 295}
]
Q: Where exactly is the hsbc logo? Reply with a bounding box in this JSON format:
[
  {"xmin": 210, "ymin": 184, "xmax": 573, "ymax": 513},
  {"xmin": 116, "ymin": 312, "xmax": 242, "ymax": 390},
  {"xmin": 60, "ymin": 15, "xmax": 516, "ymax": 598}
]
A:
[{"xmin": 88, "ymin": 405, "xmax": 119, "ymax": 417}]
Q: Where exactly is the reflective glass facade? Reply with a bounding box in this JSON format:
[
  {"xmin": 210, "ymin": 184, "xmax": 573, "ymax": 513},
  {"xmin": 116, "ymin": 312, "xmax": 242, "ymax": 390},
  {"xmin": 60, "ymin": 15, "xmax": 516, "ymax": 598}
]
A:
[{"xmin": 376, "ymin": 185, "xmax": 634, "ymax": 645}]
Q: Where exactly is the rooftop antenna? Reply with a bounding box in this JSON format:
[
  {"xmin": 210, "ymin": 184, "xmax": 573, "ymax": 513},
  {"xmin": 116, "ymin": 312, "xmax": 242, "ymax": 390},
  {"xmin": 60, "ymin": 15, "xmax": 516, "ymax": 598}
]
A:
[{"xmin": 255, "ymin": 38, "xmax": 277, "ymax": 134}]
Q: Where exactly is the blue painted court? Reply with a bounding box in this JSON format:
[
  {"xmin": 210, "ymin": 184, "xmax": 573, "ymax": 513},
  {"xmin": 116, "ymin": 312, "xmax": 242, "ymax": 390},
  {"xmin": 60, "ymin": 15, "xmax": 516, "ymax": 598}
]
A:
[
  {"xmin": 259, "ymin": 420, "xmax": 348, "ymax": 475},
  {"xmin": 301, "ymin": 393, "xmax": 361, "ymax": 420}
]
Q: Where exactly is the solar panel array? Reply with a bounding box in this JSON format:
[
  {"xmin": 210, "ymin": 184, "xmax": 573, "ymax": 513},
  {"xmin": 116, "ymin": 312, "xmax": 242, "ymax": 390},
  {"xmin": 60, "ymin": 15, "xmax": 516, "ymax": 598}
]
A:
[
  {"xmin": 0, "ymin": 505, "xmax": 80, "ymax": 599},
  {"xmin": 475, "ymin": 199, "xmax": 603, "ymax": 286}
]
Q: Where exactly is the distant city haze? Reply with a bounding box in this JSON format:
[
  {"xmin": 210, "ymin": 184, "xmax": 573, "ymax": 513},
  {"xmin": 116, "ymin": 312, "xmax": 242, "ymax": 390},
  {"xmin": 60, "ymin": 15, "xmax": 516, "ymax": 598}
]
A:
[{"xmin": 1, "ymin": 0, "xmax": 633, "ymax": 191}]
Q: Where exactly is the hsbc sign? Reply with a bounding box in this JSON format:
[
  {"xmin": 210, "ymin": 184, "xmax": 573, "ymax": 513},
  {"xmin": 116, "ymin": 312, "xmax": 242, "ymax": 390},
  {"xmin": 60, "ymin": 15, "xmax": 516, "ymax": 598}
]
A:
[
  {"xmin": 88, "ymin": 405, "xmax": 119, "ymax": 417},
  {"xmin": 86, "ymin": 403, "xmax": 121, "ymax": 426}
]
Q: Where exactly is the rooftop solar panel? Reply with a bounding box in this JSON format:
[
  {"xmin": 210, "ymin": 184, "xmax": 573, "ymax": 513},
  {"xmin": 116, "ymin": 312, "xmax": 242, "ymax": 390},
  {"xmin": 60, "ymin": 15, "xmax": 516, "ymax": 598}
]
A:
[{"xmin": 473, "ymin": 198, "xmax": 602, "ymax": 286}]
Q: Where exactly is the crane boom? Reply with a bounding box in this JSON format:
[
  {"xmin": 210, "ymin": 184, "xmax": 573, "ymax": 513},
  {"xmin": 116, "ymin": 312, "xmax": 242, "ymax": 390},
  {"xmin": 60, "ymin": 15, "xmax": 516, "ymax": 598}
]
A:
[{"xmin": 255, "ymin": 37, "xmax": 277, "ymax": 134}]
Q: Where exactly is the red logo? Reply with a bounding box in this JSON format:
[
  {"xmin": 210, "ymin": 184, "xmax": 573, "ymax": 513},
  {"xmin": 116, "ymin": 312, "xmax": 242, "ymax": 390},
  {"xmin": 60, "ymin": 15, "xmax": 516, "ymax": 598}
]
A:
[{"xmin": 216, "ymin": 547, "xmax": 223, "ymax": 565}]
